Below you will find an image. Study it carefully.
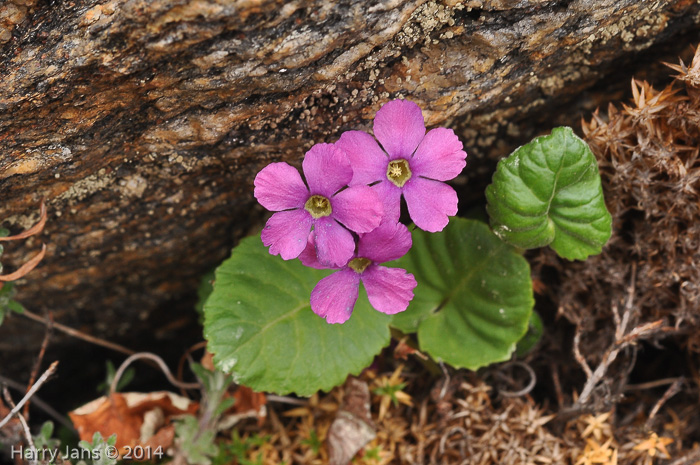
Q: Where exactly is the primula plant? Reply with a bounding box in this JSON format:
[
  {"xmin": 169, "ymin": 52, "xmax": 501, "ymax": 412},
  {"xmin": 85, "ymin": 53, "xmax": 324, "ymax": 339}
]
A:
[
  {"xmin": 300, "ymin": 221, "xmax": 417, "ymax": 324},
  {"xmin": 203, "ymin": 100, "xmax": 612, "ymax": 395},
  {"xmin": 254, "ymin": 142, "xmax": 383, "ymax": 266},
  {"xmin": 335, "ymin": 100, "xmax": 465, "ymax": 231}
]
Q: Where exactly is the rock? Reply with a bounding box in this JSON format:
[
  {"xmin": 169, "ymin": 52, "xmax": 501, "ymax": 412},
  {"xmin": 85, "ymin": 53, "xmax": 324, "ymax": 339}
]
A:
[{"xmin": 1, "ymin": 0, "xmax": 699, "ymax": 376}]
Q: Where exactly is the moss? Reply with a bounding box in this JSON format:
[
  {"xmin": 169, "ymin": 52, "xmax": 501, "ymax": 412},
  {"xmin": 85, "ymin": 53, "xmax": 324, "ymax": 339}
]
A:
[{"xmin": 551, "ymin": 46, "xmax": 700, "ymax": 352}]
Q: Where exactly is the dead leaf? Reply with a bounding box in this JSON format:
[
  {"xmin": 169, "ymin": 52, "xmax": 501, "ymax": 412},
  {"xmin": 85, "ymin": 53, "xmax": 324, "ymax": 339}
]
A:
[
  {"xmin": 200, "ymin": 351, "xmax": 215, "ymax": 372},
  {"xmin": 0, "ymin": 201, "xmax": 47, "ymax": 282},
  {"xmin": 0, "ymin": 201, "xmax": 47, "ymax": 242},
  {"xmin": 143, "ymin": 425, "xmax": 175, "ymax": 452},
  {"xmin": 532, "ymin": 278, "xmax": 546, "ymax": 295},
  {"xmin": 69, "ymin": 391, "xmax": 198, "ymax": 457},
  {"xmin": 0, "ymin": 399, "xmax": 22, "ymax": 442},
  {"xmin": 217, "ymin": 386, "xmax": 267, "ymax": 430},
  {"xmin": 0, "ymin": 243, "xmax": 46, "ymax": 282},
  {"xmin": 393, "ymin": 338, "xmax": 426, "ymax": 361},
  {"xmin": 233, "ymin": 385, "xmax": 266, "ymax": 425},
  {"xmin": 327, "ymin": 377, "xmax": 376, "ymax": 465}
]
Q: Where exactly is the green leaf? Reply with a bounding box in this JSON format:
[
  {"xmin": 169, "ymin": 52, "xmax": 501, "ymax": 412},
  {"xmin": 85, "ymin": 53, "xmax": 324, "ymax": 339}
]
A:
[
  {"xmin": 485, "ymin": 126, "xmax": 612, "ymax": 260},
  {"xmin": 175, "ymin": 416, "xmax": 218, "ymax": 465},
  {"xmin": 33, "ymin": 421, "xmax": 60, "ymax": 452},
  {"xmin": 391, "ymin": 218, "xmax": 533, "ymax": 370},
  {"xmin": 189, "ymin": 362, "xmax": 235, "ymax": 417},
  {"xmin": 97, "ymin": 360, "xmax": 134, "ymax": 394},
  {"xmin": 515, "ymin": 310, "xmax": 543, "ymax": 357},
  {"xmin": 0, "ymin": 283, "xmax": 20, "ymax": 328},
  {"xmin": 204, "ymin": 235, "xmax": 391, "ymax": 396},
  {"xmin": 7, "ymin": 300, "xmax": 23, "ymax": 313},
  {"xmin": 0, "ymin": 282, "xmax": 12, "ymax": 297},
  {"xmin": 79, "ymin": 432, "xmax": 118, "ymax": 465},
  {"xmin": 40, "ymin": 420, "xmax": 54, "ymax": 438},
  {"xmin": 195, "ymin": 270, "xmax": 216, "ymax": 322}
]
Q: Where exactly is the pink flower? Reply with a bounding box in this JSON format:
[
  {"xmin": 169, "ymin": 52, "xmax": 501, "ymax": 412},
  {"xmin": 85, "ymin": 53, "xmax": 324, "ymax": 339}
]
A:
[
  {"xmin": 254, "ymin": 143, "xmax": 384, "ymax": 267},
  {"xmin": 300, "ymin": 221, "xmax": 417, "ymax": 324},
  {"xmin": 336, "ymin": 99, "xmax": 467, "ymax": 232}
]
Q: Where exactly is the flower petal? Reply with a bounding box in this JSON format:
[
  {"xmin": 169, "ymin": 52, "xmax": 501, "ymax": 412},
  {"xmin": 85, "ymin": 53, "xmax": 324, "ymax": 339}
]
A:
[
  {"xmin": 335, "ymin": 130, "xmax": 387, "ymax": 186},
  {"xmin": 261, "ymin": 209, "xmax": 313, "ymax": 260},
  {"xmin": 313, "ymin": 217, "xmax": 356, "ymax": 267},
  {"xmin": 373, "ymin": 100, "xmax": 425, "ymax": 159},
  {"xmin": 254, "ymin": 162, "xmax": 309, "ymax": 211},
  {"xmin": 311, "ymin": 269, "xmax": 361, "ymax": 324},
  {"xmin": 410, "ymin": 128, "xmax": 467, "ymax": 181},
  {"xmin": 332, "ymin": 185, "xmax": 384, "ymax": 234},
  {"xmin": 302, "ymin": 143, "xmax": 353, "ymax": 196},
  {"xmin": 358, "ymin": 221, "xmax": 412, "ymax": 264},
  {"xmin": 372, "ymin": 180, "xmax": 402, "ymax": 224},
  {"xmin": 403, "ymin": 177, "xmax": 458, "ymax": 232},
  {"xmin": 362, "ymin": 265, "xmax": 417, "ymax": 315},
  {"xmin": 298, "ymin": 233, "xmax": 333, "ymax": 269}
]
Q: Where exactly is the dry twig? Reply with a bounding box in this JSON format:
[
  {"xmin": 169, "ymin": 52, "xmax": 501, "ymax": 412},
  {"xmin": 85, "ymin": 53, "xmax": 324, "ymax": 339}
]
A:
[
  {"xmin": 557, "ymin": 264, "xmax": 678, "ymax": 423},
  {"xmin": 24, "ymin": 313, "xmax": 53, "ymax": 418},
  {"xmin": 645, "ymin": 377, "xmax": 684, "ymax": 429},
  {"xmin": 668, "ymin": 447, "xmax": 700, "ymax": 465},
  {"xmin": 438, "ymin": 426, "xmax": 468, "ymax": 460},
  {"xmin": 573, "ymin": 329, "xmax": 593, "ymax": 379},
  {"xmin": 495, "ymin": 361, "xmax": 537, "ymax": 398},
  {"xmin": 267, "ymin": 395, "xmax": 309, "ymax": 407},
  {"xmin": 0, "ymin": 374, "xmax": 74, "ymax": 432},
  {"xmin": 0, "ymin": 361, "xmax": 58, "ymax": 430},
  {"xmin": 177, "ymin": 340, "xmax": 208, "ymax": 396},
  {"xmin": 625, "ymin": 377, "xmax": 685, "ymax": 390},
  {"xmin": 2, "ymin": 387, "xmax": 36, "ymax": 463},
  {"xmin": 551, "ymin": 363, "xmax": 565, "ymax": 409},
  {"xmin": 20, "ymin": 308, "xmax": 135, "ymax": 356},
  {"xmin": 572, "ymin": 266, "xmax": 639, "ymax": 410},
  {"xmin": 110, "ymin": 352, "xmax": 200, "ymax": 394}
]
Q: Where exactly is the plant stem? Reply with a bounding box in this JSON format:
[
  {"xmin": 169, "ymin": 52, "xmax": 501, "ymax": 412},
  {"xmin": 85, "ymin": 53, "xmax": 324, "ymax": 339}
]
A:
[{"xmin": 20, "ymin": 308, "xmax": 136, "ymax": 356}]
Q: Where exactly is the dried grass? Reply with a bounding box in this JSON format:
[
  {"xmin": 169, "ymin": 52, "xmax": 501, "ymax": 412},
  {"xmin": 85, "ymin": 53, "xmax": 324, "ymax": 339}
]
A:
[{"xmin": 232, "ymin": 367, "xmax": 699, "ymax": 464}]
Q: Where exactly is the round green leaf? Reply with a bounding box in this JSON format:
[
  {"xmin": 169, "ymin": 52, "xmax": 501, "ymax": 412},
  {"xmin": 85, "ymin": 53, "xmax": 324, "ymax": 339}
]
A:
[
  {"xmin": 391, "ymin": 218, "xmax": 534, "ymax": 370},
  {"xmin": 485, "ymin": 126, "xmax": 612, "ymax": 260},
  {"xmin": 203, "ymin": 235, "xmax": 391, "ymax": 396}
]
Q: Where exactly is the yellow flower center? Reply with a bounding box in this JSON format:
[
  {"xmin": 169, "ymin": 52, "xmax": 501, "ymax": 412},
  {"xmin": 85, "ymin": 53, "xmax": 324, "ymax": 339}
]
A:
[
  {"xmin": 348, "ymin": 257, "xmax": 372, "ymax": 274},
  {"xmin": 304, "ymin": 195, "xmax": 332, "ymax": 219},
  {"xmin": 386, "ymin": 159, "xmax": 412, "ymax": 188}
]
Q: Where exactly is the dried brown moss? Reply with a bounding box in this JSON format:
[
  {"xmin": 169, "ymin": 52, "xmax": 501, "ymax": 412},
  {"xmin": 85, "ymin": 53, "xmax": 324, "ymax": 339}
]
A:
[{"xmin": 550, "ymin": 46, "xmax": 700, "ymax": 352}]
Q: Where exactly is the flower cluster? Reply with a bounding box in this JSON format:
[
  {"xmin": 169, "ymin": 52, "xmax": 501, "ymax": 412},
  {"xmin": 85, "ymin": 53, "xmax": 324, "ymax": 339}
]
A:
[{"xmin": 254, "ymin": 99, "xmax": 467, "ymax": 323}]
